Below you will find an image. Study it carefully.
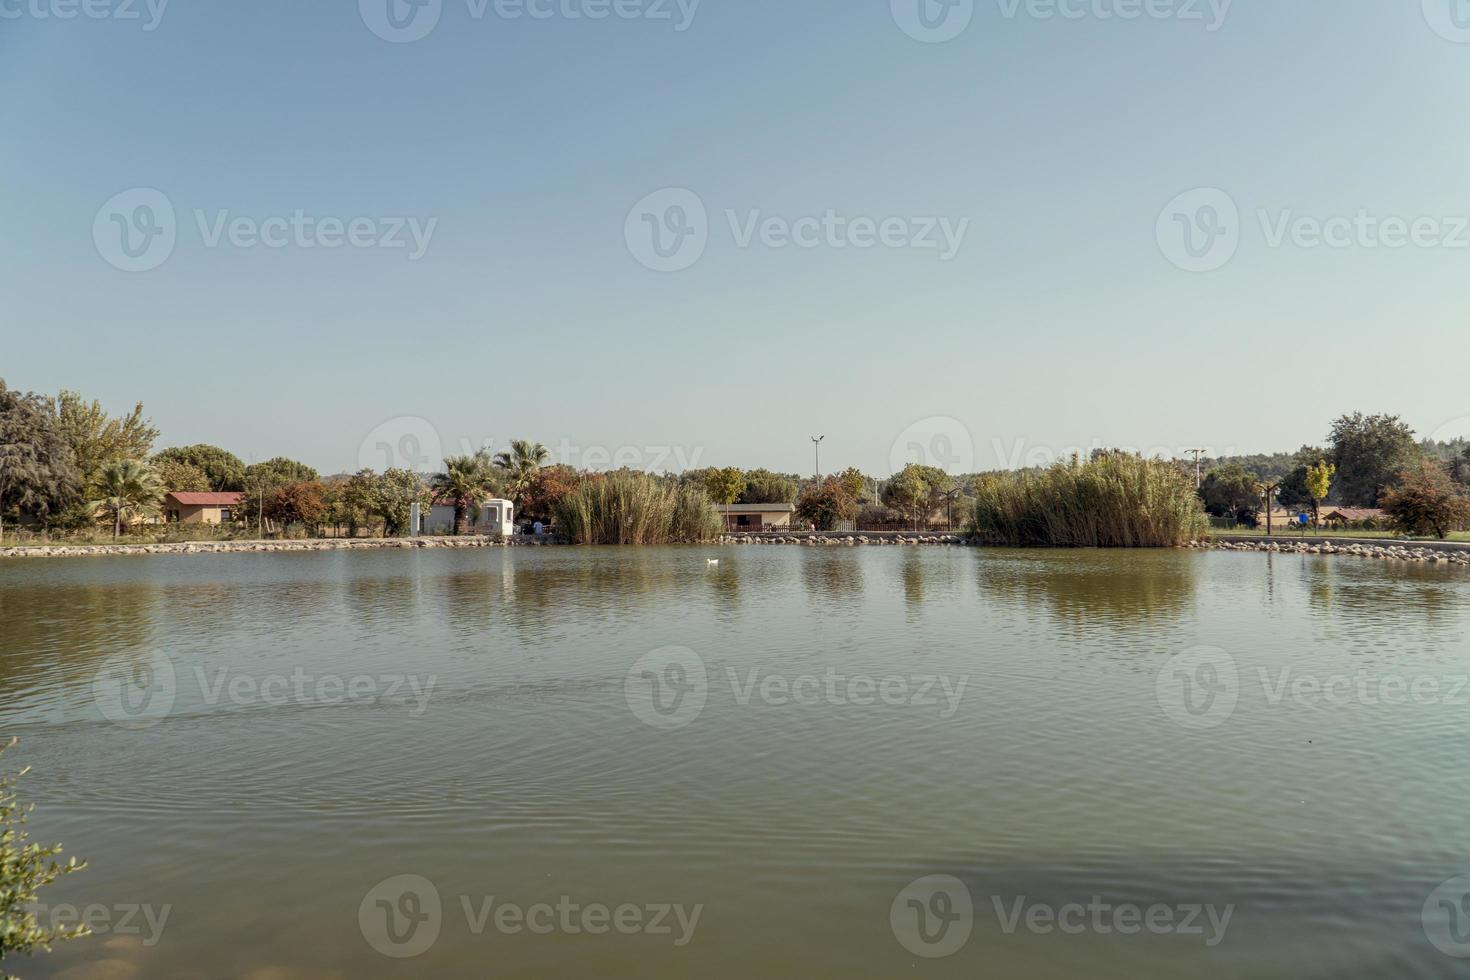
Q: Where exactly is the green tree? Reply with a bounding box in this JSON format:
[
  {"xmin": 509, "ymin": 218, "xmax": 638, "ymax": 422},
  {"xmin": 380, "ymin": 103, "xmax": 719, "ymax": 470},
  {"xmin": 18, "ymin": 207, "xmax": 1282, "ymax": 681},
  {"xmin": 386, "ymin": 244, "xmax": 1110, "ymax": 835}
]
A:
[
  {"xmin": 48, "ymin": 391, "xmax": 157, "ymax": 487},
  {"xmin": 0, "ymin": 381, "xmax": 80, "ymax": 540},
  {"xmin": 152, "ymin": 445, "xmax": 246, "ymax": 492},
  {"xmin": 0, "ymin": 740, "xmax": 88, "ymax": 976},
  {"xmin": 739, "ymin": 469, "xmax": 799, "ymax": 505},
  {"xmin": 1452, "ymin": 445, "xmax": 1470, "ymax": 487},
  {"xmin": 154, "ymin": 459, "xmax": 210, "ymax": 493},
  {"xmin": 1304, "ymin": 459, "xmax": 1335, "ymax": 525},
  {"xmin": 239, "ymin": 458, "xmax": 320, "ymax": 533},
  {"xmin": 347, "ymin": 469, "xmax": 428, "ymax": 537},
  {"xmin": 700, "ymin": 467, "xmax": 746, "ymax": 505},
  {"xmin": 1199, "ymin": 463, "xmax": 1261, "ymax": 523},
  {"xmin": 881, "ymin": 465, "xmax": 932, "ymax": 530},
  {"xmin": 89, "ymin": 459, "xmax": 164, "ymax": 539},
  {"xmin": 1380, "ymin": 459, "xmax": 1470, "ymax": 539},
  {"xmin": 431, "ymin": 452, "xmax": 495, "ymax": 535},
  {"xmin": 1329, "ymin": 413, "xmax": 1421, "ymax": 506},
  {"xmin": 493, "ymin": 440, "xmax": 550, "ymax": 511}
]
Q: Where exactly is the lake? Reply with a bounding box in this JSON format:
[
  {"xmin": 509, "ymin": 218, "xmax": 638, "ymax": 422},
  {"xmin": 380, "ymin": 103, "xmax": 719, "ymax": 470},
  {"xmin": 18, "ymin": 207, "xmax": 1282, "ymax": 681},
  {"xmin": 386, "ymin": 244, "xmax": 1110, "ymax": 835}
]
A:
[{"xmin": 2, "ymin": 546, "xmax": 1469, "ymax": 978}]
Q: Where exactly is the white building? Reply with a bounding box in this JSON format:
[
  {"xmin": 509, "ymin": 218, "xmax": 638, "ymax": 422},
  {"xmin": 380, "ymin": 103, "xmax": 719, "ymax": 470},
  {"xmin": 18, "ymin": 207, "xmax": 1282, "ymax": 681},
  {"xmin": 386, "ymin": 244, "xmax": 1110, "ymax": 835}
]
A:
[{"xmin": 424, "ymin": 498, "xmax": 515, "ymax": 537}]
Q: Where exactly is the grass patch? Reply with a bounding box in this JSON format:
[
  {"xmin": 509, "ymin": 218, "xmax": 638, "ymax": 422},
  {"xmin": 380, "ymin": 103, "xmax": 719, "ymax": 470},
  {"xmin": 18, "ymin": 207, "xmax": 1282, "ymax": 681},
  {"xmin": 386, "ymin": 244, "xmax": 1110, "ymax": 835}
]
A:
[
  {"xmin": 553, "ymin": 471, "xmax": 722, "ymax": 545},
  {"xmin": 969, "ymin": 454, "xmax": 1210, "ymax": 548}
]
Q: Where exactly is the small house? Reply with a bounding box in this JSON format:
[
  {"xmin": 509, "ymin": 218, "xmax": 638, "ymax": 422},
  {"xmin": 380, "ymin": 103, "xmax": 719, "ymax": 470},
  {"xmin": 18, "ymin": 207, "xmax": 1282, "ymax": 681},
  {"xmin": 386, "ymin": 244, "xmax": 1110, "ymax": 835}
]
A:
[
  {"xmin": 424, "ymin": 498, "xmax": 515, "ymax": 537},
  {"xmin": 717, "ymin": 503, "xmax": 796, "ymax": 531},
  {"xmin": 164, "ymin": 492, "xmax": 243, "ymax": 525}
]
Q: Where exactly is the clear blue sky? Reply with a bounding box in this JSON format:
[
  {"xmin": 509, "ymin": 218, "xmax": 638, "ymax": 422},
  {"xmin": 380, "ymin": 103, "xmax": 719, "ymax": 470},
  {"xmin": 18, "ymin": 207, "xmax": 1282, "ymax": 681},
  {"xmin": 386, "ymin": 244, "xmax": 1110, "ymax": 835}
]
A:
[{"xmin": 4, "ymin": 0, "xmax": 1469, "ymax": 476}]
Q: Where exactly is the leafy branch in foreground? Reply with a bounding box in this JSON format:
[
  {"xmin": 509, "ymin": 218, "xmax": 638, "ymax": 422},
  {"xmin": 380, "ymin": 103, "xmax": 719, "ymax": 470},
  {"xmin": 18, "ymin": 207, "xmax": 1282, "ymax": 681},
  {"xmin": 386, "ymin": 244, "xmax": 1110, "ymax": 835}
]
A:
[{"xmin": 0, "ymin": 739, "xmax": 88, "ymax": 979}]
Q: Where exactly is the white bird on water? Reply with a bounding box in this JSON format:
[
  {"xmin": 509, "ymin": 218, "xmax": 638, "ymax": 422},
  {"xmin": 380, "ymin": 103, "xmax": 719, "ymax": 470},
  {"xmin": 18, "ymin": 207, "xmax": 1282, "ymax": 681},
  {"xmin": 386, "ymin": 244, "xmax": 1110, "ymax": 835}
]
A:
[{"xmin": 707, "ymin": 559, "xmax": 719, "ymax": 566}]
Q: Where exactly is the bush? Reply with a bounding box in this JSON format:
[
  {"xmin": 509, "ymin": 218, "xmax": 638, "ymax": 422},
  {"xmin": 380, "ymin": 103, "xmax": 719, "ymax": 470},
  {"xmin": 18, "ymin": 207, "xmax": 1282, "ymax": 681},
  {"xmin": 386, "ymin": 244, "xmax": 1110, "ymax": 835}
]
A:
[
  {"xmin": 1380, "ymin": 459, "xmax": 1470, "ymax": 539},
  {"xmin": 1, "ymin": 739, "xmax": 88, "ymax": 974},
  {"xmin": 553, "ymin": 471, "xmax": 722, "ymax": 544},
  {"xmin": 969, "ymin": 454, "xmax": 1210, "ymax": 548}
]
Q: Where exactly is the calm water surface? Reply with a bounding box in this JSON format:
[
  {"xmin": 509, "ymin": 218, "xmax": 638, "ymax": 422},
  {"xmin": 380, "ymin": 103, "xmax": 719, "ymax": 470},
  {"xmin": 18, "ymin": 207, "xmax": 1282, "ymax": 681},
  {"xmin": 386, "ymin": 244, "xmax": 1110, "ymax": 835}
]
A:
[{"xmin": 2, "ymin": 546, "xmax": 1469, "ymax": 978}]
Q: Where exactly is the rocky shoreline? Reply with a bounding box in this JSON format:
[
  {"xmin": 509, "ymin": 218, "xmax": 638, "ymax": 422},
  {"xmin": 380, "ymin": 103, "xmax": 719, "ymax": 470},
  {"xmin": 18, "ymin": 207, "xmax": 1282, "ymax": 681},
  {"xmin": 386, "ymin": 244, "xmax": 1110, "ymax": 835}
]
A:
[
  {"xmin": 2, "ymin": 532, "xmax": 1465, "ymax": 566},
  {"xmin": 0, "ymin": 535, "xmax": 516, "ymax": 560},
  {"xmin": 1189, "ymin": 538, "xmax": 1470, "ymax": 566},
  {"xmin": 718, "ymin": 533, "xmax": 965, "ymax": 547}
]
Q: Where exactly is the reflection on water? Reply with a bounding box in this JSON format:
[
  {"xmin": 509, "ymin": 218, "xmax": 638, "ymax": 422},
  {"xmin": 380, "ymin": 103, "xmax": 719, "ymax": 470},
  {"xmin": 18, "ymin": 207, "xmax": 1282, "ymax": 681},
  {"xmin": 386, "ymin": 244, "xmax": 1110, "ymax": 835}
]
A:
[
  {"xmin": 1, "ymin": 547, "xmax": 1468, "ymax": 979},
  {"xmin": 976, "ymin": 549, "xmax": 1200, "ymax": 637}
]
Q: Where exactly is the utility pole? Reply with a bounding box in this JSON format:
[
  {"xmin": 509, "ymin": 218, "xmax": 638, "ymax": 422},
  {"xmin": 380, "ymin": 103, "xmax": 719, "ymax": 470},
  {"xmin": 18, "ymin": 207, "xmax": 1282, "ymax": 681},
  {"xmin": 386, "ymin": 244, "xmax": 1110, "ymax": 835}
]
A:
[
  {"xmin": 811, "ymin": 435, "xmax": 824, "ymax": 479},
  {"xmin": 1260, "ymin": 480, "xmax": 1280, "ymax": 536},
  {"xmin": 1186, "ymin": 448, "xmax": 1206, "ymax": 489}
]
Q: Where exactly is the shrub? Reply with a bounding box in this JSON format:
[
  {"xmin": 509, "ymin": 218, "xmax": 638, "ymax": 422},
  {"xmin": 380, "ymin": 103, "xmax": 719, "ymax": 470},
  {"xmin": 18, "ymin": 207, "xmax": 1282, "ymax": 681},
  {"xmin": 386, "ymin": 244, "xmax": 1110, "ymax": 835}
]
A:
[
  {"xmin": 554, "ymin": 470, "xmax": 722, "ymax": 544},
  {"xmin": 969, "ymin": 454, "xmax": 1210, "ymax": 548},
  {"xmin": 1380, "ymin": 458, "xmax": 1470, "ymax": 539},
  {"xmin": 1, "ymin": 739, "xmax": 88, "ymax": 975}
]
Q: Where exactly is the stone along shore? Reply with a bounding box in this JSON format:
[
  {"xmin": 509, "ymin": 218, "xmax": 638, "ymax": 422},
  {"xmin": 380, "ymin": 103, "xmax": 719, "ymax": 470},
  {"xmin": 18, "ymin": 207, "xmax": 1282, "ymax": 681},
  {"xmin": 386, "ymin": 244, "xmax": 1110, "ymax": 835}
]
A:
[
  {"xmin": 1190, "ymin": 538, "xmax": 1470, "ymax": 566},
  {"xmin": 0, "ymin": 536, "xmax": 515, "ymax": 560}
]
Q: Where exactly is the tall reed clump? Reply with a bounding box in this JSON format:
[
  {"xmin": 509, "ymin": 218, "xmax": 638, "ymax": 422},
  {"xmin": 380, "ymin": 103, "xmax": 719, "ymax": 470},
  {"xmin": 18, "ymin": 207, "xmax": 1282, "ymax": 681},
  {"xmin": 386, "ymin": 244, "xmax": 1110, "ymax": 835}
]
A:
[
  {"xmin": 553, "ymin": 471, "xmax": 723, "ymax": 545},
  {"xmin": 969, "ymin": 454, "xmax": 1210, "ymax": 548}
]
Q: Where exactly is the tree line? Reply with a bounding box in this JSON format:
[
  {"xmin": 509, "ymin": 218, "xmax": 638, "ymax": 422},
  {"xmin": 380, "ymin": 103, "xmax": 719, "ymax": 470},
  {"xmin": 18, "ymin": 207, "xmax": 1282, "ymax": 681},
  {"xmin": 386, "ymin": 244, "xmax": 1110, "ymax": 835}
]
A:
[
  {"xmin": 1197, "ymin": 412, "xmax": 1470, "ymax": 537},
  {"xmin": 3, "ymin": 377, "xmax": 1466, "ymax": 540}
]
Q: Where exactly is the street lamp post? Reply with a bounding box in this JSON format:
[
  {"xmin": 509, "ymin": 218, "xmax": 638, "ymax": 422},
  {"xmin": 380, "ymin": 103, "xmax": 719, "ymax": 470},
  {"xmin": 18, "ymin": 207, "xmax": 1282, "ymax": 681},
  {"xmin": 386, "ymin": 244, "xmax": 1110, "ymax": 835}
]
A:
[{"xmin": 811, "ymin": 435, "xmax": 824, "ymax": 479}]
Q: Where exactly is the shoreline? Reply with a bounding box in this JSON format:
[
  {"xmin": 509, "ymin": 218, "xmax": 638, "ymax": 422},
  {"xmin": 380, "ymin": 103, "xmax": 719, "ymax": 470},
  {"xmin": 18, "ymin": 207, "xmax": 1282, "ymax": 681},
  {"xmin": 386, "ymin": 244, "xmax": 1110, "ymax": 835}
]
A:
[
  {"xmin": 2, "ymin": 531, "xmax": 1467, "ymax": 566},
  {"xmin": 0, "ymin": 535, "xmax": 519, "ymax": 560},
  {"xmin": 1191, "ymin": 536, "xmax": 1470, "ymax": 565}
]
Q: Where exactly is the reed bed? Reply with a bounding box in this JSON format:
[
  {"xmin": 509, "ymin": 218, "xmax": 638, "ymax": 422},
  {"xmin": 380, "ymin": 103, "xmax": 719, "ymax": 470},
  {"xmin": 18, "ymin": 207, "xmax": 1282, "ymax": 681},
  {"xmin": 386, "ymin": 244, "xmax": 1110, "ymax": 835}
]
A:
[
  {"xmin": 969, "ymin": 455, "xmax": 1210, "ymax": 548},
  {"xmin": 553, "ymin": 471, "xmax": 723, "ymax": 545}
]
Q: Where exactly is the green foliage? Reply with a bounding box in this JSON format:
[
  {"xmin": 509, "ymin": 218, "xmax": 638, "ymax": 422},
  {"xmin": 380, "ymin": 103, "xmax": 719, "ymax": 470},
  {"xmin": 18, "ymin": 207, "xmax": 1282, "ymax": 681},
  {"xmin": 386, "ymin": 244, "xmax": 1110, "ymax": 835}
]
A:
[
  {"xmin": 0, "ymin": 381, "xmax": 81, "ymax": 538},
  {"xmin": 493, "ymin": 440, "xmax": 550, "ymax": 510},
  {"xmin": 738, "ymin": 469, "xmax": 799, "ymax": 505},
  {"xmin": 346, "ymin": 469, "xmax": 429, "ymax": 537},
  {"xmin": 880, "ymin": 464, "xmax": 952, "ymax": 528},
  {"xmin": 699, "ymin": 467, "xmax": 746, "ymax": 506},
  {"xmin": 0, "ymin": 739, "xmax": 88, "ymax": 976},
  {"xmin": 1379, "ymin": 458, "xmax": 1470, "ymax": 539},
  {"xmin": 47, "ymin": 391, "xmax": 157, "ymax": 487},
  {"xmin": 1305, "ymin": 460, "xmax": 1335, "ymax": 521},
  {"xmin": 553, "ymin": 470, "xmax": 721, "ymax": 544},
  {"xmin": 1199, "ymin": 462, "xmax": 1261, "ymax": 522},
  {"xmin": 152, "ymin": 445, "xmax": 246, "ymax": 492},
  {"xmin": 89, "ymin": 459, "xmax": 165, "ymax": 539},
  {"xmin": 431, "ymin": 452, "xmax": 496, "ymax": 535},
  {"xmin": 1329, "ymin": 412, "xmax": 1422, "ymax": 506},
  {"xmin": 970, "ymin": 454, "xmax": 1209, "ymax": 547},
  {"xmin": 154, "ymin": 459, "xmax": 210, "ymax": 493}
]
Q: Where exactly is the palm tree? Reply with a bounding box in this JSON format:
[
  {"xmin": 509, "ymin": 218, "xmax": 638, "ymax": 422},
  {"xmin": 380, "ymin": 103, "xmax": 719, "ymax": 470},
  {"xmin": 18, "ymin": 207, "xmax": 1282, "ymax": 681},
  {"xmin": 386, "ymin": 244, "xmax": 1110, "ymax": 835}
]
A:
[
  {"xmin": 492, "ymin": 440, "xmax": 550, "ymax": 512},
  {"xmin": 90, "ymin": 460, "xmax": 164, "ymax": 539},
  {"xmin": 431, "ymin": 452, "xmax": 494, "ymax": 535}
]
